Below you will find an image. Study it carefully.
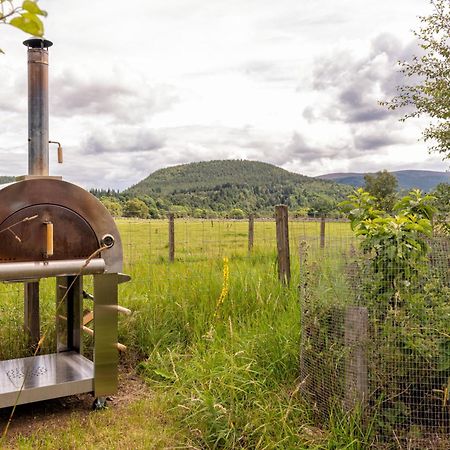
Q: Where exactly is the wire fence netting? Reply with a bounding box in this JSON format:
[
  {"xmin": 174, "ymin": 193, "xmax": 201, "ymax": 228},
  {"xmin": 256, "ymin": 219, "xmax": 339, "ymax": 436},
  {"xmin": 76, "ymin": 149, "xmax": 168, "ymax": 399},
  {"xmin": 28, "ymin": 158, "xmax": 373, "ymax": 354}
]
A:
[
  {"xmin": 299, "ymin": 233, "xmax": 450, "ymax": 449},
  {"xmin": 0, "ymin": 217, "xmax": 350, "ymax": 358},
  {"xmin": 0, "ymin": 216, "xmax": 447, "ymax": 449}
]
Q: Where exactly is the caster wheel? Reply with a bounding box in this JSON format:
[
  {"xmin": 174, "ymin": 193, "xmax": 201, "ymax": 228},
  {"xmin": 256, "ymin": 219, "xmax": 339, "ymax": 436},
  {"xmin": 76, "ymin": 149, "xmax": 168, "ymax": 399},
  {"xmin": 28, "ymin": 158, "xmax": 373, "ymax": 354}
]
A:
[{"xmin": 93, "ymin": 396, "xmax": 108, "ymax": 410}]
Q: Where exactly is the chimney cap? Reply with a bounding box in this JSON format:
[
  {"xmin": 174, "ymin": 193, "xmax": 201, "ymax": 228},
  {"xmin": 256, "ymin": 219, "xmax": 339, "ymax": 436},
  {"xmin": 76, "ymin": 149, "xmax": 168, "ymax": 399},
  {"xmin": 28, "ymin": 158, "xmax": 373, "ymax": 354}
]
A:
[{"xmin": 23, "ymin": 38, "xmax": 53, "ymax": 49}]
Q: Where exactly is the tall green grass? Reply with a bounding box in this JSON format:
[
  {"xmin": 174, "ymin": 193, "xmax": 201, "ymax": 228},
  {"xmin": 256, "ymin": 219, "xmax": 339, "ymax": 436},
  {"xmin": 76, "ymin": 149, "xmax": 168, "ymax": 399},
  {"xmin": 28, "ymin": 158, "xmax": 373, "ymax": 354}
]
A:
[
  {"xmin": 134, "ymin": 255, "xmax": 311, "ymax": 448},
  {"xmin": 0, "ymin": 219, "xmax": 368, "ymax": 448}
]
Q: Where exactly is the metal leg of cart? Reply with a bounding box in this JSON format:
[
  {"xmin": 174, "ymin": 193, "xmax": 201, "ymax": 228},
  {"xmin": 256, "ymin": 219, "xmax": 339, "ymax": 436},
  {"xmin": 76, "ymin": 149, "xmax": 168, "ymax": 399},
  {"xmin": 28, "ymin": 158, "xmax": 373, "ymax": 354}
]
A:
[
  {"xmin": 93, "ymin": 273, "xmax": 118, "ymax": 408},
  {"xmin": 24, "ymin": 281, "xmax": 40, "ymax": 347}
]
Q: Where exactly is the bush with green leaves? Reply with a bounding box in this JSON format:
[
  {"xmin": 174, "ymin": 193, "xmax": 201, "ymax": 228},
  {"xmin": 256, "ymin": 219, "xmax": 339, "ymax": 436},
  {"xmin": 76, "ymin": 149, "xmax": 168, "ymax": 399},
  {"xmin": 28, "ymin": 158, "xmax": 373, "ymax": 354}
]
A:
[
  {"xmin": 123, "ymin": 198, "xmax": 149, "ymax": 219},
  {"xmin": 340, "ymin": 188, "xmax": 435, "ymax": 305},
  {"xmin": 100, "ymin": 196, "xmax": 123, "ymax": 217},
  {"xmin": 340, "ymin": 188, "xmax": 450, "ymax": 441},
  {"xmin": 228, "ymin": 208, "xmax": 245, "ymax": 219}
]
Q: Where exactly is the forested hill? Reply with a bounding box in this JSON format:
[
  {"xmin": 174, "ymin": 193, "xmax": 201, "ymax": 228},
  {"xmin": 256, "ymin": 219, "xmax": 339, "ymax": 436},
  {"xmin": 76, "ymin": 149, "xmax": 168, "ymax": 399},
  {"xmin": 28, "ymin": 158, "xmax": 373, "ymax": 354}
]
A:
[
  {"xmin": 124, "ymin": 160, "xmax": 352, "ymax": 216},
  {"xmin": 319, "ymin": 170, "xmax": 449, "ymax": 192},
  {"xmin": 128, "ymin": 160, "xmax": 311, "ymax": 194},
  {"xmin": 0, "ymin": 176, "xmax": 15, "ymax": 184}
]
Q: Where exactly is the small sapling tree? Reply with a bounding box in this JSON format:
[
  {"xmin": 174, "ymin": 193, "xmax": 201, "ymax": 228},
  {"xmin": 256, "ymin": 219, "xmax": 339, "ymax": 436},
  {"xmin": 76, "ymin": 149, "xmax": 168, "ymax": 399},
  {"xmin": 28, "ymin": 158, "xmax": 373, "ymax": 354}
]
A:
[{"xmin": 340, "ymin": 188, "xmax": 435, "ymax": 308}]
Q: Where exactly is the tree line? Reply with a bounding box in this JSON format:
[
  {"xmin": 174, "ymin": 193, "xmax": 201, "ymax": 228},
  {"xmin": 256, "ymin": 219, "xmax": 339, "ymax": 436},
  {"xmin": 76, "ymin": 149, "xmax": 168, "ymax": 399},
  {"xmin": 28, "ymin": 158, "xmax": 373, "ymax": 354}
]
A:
[
  {"xmin": 91, "ymin": 172, "xmax": 449, "ymax": 221},
  {"xmin": 90, "ymin": 182, "xmax": 351, "ymax": 219}
]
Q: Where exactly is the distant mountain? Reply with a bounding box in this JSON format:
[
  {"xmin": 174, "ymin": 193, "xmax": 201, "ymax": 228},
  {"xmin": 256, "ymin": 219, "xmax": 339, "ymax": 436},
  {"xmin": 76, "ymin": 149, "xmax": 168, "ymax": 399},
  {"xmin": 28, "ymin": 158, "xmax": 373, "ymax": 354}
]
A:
[
  {"xmin": 318, "ymin": 170, "xmax": 449, "ymax": 192},
  {"xmin": 0, "ymin": 176, "xmax": 15, "ymax": 184},
  {"xmin": 125, "ymin": 160, "xmax": 352, "ymax": 215}
]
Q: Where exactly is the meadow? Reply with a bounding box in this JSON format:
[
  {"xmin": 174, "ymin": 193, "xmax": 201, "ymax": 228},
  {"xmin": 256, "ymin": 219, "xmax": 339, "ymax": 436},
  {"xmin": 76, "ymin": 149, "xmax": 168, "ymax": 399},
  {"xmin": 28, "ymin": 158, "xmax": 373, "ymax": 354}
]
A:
[{"xmin": 0, "ymin": 218, "xmax": 365, "ymax": 449}]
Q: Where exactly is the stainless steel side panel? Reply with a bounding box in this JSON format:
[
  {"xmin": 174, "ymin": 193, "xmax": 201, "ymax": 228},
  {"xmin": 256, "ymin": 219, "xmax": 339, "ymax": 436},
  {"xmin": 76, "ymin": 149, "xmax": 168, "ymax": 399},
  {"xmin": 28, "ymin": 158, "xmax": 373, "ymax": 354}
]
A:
[
  {"xmin": 0, "ymin": 258, "xmax": 105, "ymax": 282},
  {"xmin": 93, "ymin": 273, "xmax": 118, "ymax": 397},
  {"xmin": 0, "ymin": 352, "xmax": 94, "ymax": 408}
]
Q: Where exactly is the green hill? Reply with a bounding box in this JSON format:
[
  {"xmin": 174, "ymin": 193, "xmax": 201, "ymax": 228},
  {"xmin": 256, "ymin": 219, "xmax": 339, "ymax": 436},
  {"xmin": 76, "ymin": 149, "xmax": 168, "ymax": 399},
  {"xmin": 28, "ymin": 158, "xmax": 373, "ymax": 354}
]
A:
[
  {"xmin": 318, "ymin": 170, "xmax": 449, "ymax": 192},
  {"xmin": 0, "ymin": 176, "xmax": 15, "ymax": 184},
  {"xmin": 124, "ymin": 160, "xmax": 352, "ymax": 216}
]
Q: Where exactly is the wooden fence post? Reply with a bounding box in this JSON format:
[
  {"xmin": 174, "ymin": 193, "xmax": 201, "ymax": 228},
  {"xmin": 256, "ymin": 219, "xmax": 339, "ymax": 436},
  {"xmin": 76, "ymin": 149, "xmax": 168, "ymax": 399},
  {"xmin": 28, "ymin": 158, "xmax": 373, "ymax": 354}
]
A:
[
  {"xmin": 344, "ymin": 306, "xmax": 368, "ymax": 411},
  {"xmin": 275, "ymin": 205, "xmax": 290, "ymax": 284},
  {"xmin": 320, "ymin": 216, "xmax": 326, "ymax": 249},
  {"xmin": 168, "ymin": 213, "xmax": 175, "ymax": 262},
  {"xmin": 248, "ymin": 214, "xmax": 254, "ymax": 253}
]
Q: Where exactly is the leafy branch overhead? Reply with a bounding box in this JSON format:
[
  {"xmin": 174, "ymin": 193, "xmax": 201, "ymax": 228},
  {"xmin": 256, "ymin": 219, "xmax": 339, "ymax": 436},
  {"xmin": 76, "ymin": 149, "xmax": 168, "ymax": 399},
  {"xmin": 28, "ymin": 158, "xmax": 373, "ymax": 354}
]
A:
[
  {"xmin": 383, "ymin": 0, "xmax": 450, "ymax": 161},
  {"xmin": 0, "ymin": 0, "xmax": 47, "ymax": 52}
]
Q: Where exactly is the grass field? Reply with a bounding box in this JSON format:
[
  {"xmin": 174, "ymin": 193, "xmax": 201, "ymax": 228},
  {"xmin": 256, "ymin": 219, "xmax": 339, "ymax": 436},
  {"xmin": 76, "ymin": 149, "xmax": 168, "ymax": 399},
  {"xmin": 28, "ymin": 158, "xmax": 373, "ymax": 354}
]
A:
[
  {"xmin": 0, "ymin": 219, "xmax": 367, "ymax": 449},
  {"xmin": 120, "ymin": 218, "xmax": 353, "ymax": 264}
]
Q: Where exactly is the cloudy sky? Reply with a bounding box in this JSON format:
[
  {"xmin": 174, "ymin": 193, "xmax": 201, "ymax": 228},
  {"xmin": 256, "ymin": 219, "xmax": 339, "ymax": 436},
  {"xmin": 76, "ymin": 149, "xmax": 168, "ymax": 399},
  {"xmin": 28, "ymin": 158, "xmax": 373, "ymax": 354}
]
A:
[{"xmin": 0, "ymin": 0, "xmax": 448, "ymax": 190}]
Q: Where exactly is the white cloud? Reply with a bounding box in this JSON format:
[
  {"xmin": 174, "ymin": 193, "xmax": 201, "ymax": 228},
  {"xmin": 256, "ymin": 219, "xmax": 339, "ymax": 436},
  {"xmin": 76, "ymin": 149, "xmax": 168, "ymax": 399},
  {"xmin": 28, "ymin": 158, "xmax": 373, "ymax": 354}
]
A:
[{"xmin": 0, "ymin": 0, "xmax": 447, "ymax": 190}]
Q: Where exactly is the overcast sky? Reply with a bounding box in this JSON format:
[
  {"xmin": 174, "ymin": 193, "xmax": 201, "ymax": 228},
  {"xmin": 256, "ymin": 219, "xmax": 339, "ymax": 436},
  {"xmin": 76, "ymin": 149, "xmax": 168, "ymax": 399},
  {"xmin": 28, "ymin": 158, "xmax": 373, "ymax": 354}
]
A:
[{"xmin": 0, "ymin": 0, "xmax": 448, "ymax": 190}]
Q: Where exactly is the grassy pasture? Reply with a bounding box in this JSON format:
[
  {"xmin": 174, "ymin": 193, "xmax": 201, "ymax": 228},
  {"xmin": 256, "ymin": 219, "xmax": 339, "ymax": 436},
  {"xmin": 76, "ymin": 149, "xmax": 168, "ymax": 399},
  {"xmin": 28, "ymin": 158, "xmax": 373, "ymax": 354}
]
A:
[
  {"xmin": 119, "ymin": 218, "xmax": 353, "ymax": 264},
  {"xmin": 0, "ymin": 219, "xmax": 363, "ymax": 448}
]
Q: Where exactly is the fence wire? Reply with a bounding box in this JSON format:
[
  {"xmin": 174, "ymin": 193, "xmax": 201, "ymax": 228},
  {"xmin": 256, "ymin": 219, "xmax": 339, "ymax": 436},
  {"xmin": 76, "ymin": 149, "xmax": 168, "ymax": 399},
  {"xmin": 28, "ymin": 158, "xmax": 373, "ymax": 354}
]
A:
[
  {"xmin": 119, "ymin": 217, "xmax": 352, "ymax": 264},
  {"xmin": 7, "ymin": 216, "xmax": 447, "ymax": 448},
  {"xmin": 299, "ymin": 233, "xmax": 450, "ymax": 449},
  {"xmin": 0, "ymin": 217, "xmax": 349, "ymax": 355}
]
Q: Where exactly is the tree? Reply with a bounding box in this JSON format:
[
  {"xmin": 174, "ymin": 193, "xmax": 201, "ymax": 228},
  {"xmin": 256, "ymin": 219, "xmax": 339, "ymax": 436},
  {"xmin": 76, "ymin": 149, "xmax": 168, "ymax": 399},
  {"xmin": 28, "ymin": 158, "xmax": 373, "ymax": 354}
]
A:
[
  {"xmin": 228, "ymin": 208, "xmax": 245, "ymax": 219},
  {"xmin": 1, "ymin": 1, "xmax": 47, "ymax": 53},
  {"xmin": 307, "ymin": 194, "xmax": 335, "ymax": 217},
  {"xmin": 100, "ymin": 196, "xmax": 123, "ymax": 217},
  {"xmin": 193, "ymin": 208, "xmax": 207, "ymax": 218},
  {"xmin": 384, "ymin": 0, "xmax": 450, "ymax": 161},
  {"xmin": 363, "ymin": 170, "xmax": 398, "ymax": 212},
  {"xmin": 123, "ymin": 198, "xmax": 149, "ymax": 219},
  {"xmin": 432, "ymin": 182, "xmax": 450, "ymax": 233},
  {"xmin": 170, "ymin": 205, "xmax": 189, "ymax": 218},
  {"xmin": 293, "ymin": 207, "xmax": 309, "ymax": 218}
]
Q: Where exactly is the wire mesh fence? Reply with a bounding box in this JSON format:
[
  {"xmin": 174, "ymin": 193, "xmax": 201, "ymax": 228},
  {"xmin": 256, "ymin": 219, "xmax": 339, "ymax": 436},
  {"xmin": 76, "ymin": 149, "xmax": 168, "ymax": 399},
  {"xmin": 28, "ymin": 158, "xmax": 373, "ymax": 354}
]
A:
[
  {"xmin": 299, "ymin": 233, "xmax": 450, "ymax": 449},
  {"xmin": 118, "ymin": 216, "xmax": 353, "ymax": 265},
  {"xmin": 0, "ymin": 216, "xmax": 350, "ymax": 356},
  {"xmin": 0, "ymin": 213, "xmax": 447, "ymax": 447},
  {"xmin": 0, "ymin": 281, "xmax": 56, "ymax": 360}
]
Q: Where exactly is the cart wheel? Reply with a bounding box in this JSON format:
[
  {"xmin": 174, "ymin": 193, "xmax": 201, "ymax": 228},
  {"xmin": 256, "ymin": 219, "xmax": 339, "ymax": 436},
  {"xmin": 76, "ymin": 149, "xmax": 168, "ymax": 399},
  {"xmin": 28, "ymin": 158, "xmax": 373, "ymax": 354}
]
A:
[{"xmin": 93, "ymin": 396, "xmax": 107, "ymax": 410}]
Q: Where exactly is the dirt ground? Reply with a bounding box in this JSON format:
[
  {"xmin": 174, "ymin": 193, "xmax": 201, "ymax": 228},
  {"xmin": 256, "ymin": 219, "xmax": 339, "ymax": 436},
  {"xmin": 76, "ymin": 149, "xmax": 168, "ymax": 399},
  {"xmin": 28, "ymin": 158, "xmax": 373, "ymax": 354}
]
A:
[{"xmin": 0, "ymin": 362, "xmax": 151, "ymax": 444}]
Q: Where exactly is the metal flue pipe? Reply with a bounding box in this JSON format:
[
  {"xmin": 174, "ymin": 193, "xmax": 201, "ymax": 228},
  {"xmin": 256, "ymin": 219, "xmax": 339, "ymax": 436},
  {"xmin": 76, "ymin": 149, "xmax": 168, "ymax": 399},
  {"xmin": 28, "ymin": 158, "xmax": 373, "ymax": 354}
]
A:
[{"xmin": 23, "ymin": 38, "xmax": 53, "ymax": 176}]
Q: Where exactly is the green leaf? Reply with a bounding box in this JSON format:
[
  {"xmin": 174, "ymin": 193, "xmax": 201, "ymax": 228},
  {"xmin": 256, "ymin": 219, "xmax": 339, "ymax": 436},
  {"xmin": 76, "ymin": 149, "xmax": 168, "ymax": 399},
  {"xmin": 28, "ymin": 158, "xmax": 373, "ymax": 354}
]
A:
[
  {"xmin": 9, "ymin": 12, "xmax": 44, "ymax": 36},
  {"xmin": 22, "ymin": 1, "xmax": 47, "ymax": 17},
  {"xmin": 153, "ymin": 369, "xmax": 176, "ymax": 381}
]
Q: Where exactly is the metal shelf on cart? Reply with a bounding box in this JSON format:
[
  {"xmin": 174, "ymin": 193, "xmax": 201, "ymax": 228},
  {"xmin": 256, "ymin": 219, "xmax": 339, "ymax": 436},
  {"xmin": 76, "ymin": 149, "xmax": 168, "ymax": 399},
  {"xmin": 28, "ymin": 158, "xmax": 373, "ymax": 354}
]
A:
[{"xmin": 0, "ymin": 351, "xmax": 93, "ymax": 408}]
